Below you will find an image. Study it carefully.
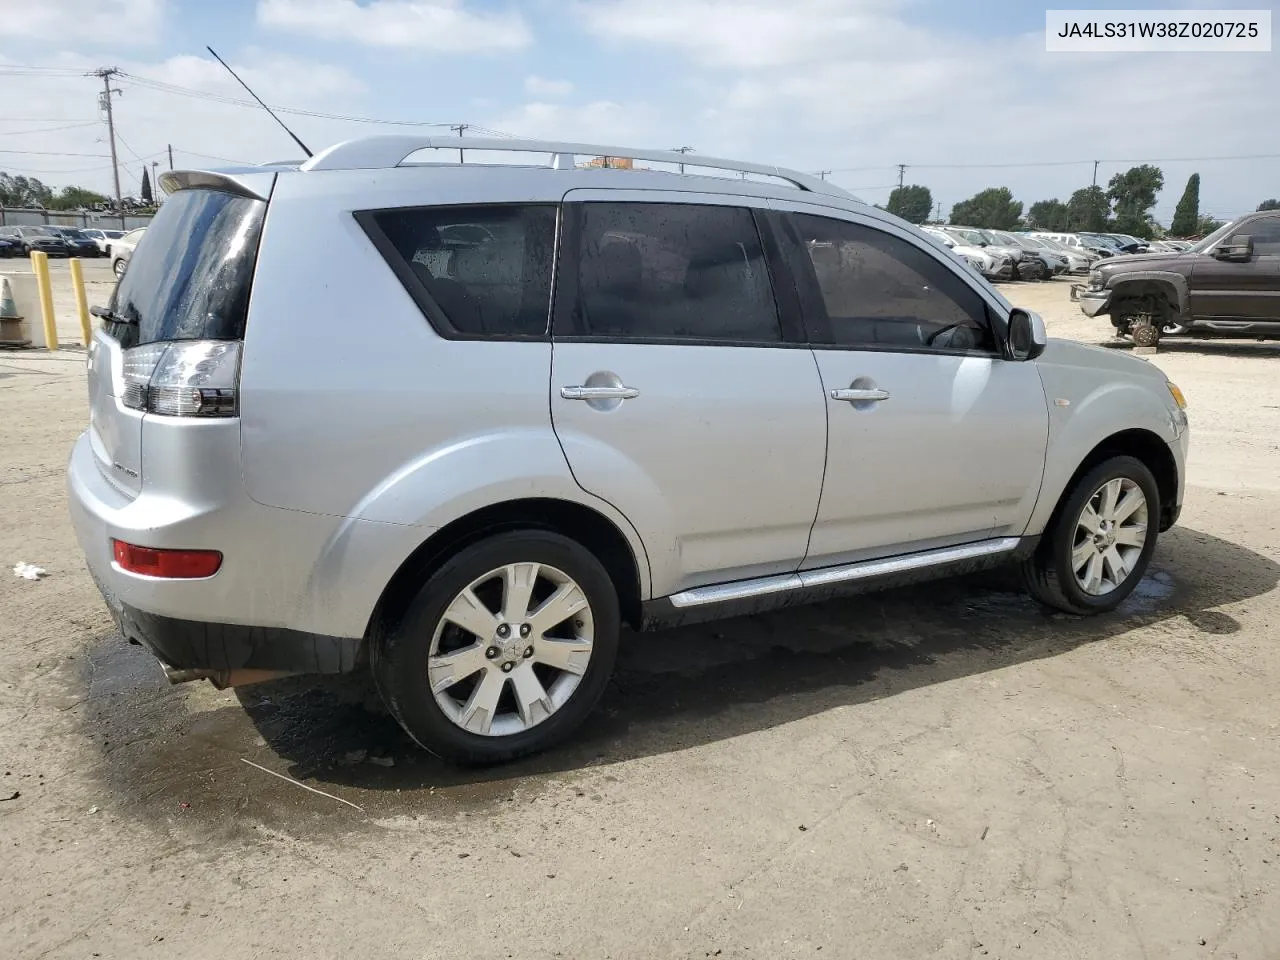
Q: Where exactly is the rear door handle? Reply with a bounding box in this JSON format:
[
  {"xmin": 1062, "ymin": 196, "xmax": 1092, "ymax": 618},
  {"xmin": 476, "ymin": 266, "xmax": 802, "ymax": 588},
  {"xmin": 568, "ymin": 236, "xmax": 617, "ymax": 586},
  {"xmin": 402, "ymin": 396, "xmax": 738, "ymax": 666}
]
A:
[
  {"xmin": 561, "ymin": 385, "xmax": 640, "ymax": 401},
  {"xmin": 830, "ymin": 387, "xmax": 890, "ymax": 403}
]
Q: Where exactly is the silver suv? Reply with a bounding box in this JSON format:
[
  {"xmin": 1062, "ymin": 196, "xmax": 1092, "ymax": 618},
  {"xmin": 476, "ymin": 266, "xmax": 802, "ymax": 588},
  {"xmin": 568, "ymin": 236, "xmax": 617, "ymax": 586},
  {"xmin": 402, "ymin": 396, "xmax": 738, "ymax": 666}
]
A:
[{"xmin": 68, "ymin": 137, "xmax": 1190, "ymax": 763}]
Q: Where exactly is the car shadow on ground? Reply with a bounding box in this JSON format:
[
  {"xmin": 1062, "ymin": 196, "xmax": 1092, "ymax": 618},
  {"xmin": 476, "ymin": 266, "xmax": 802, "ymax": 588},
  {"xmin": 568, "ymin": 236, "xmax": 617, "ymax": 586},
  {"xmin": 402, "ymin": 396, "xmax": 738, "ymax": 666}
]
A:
[
  {"xmin": 79, "ymin": 525, "xmax": 1279, "ymax": 823},
  {"xmin": 1102, "ymin": 339, "xmax": 1280, "ymax": 358}
]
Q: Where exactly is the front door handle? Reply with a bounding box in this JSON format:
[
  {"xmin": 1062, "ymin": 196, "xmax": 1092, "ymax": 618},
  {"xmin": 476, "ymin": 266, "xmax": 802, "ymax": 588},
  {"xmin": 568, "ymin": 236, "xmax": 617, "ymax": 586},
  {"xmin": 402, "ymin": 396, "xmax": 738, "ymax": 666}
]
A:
[
  {"xmin": 830, "ymin": 387, "xmax": 890, "ymax": 403},
  {"xmin": 561, "ymin": 385, "xmax": 640, "ymax": 401}
]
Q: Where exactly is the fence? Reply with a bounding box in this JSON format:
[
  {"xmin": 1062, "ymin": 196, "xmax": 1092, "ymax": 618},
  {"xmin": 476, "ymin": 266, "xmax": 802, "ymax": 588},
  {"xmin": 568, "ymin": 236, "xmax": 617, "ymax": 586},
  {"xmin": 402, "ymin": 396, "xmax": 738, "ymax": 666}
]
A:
[{"xmin": 0, "ymin": 206, "xmax": 155, "ymax": 231}]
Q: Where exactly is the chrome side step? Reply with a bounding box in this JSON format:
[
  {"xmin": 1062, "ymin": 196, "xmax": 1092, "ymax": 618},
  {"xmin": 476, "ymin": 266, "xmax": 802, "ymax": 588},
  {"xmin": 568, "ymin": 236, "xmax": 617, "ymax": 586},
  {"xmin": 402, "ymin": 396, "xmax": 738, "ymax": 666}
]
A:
[{"xmin": 668, "ymin": 537, "xmax": 1023, "ymax": 610}]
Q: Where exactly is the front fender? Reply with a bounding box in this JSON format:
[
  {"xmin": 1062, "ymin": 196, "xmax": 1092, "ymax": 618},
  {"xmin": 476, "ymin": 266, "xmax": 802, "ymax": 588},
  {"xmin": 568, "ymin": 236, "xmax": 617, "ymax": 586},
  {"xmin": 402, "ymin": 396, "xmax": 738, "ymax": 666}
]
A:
[
  {"xmin": 1025, "ymin": 373, "xmax": 1180, "ymax": 536},
  {"xmin": 1108, "ymin": 272, "xmax": 1190, "ymax": 322}
]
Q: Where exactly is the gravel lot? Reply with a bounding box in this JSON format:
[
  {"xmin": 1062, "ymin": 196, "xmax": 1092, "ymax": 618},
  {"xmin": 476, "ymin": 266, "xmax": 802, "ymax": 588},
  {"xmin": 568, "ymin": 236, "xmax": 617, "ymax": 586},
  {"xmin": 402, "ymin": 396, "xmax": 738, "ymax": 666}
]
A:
[{"xmin": 2, "ymin": 272, "xmax": 1279, "ymax": 960}]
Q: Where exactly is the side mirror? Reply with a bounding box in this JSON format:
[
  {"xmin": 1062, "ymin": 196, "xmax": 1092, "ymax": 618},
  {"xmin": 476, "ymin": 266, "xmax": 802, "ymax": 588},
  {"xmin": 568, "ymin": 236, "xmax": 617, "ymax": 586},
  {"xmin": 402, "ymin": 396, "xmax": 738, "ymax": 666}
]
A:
[
  {"xmin": 1007, "ymin": 308, "xmax": 1047, "ymax": 361},
  {"xmin": 1214, "ymin": 235, "xmax": 1253, "ymax": 262}
]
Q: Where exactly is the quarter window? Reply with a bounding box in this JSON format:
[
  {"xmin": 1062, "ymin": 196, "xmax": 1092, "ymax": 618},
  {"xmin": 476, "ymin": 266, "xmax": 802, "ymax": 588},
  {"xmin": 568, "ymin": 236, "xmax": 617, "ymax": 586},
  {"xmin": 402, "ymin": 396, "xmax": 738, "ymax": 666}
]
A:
[
  {"xmin": 561, "ymin": 202, "xmax": 782, "ymax": 343},
  {"xmin": 791, "ymin": 214, "xmax": 996, "ymax": 353},
  {"xmin": 364, "ymin": 204, "xmax": 557, "ymax": 338}
]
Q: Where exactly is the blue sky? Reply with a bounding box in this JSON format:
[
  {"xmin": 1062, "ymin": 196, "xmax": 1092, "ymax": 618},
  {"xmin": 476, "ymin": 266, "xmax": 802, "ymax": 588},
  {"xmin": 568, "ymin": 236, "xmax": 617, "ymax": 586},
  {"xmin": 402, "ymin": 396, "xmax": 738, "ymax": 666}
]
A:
[{"xmin": 2, "ymin": 0, "xmax": 1276, "ymax": 223}]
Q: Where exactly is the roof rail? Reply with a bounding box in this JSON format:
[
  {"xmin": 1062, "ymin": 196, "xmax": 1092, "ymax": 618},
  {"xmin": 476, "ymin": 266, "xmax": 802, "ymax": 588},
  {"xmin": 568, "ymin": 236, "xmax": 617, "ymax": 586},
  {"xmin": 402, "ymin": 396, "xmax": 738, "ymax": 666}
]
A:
[{"xmin": 300, "ymin": 135, "xmax": 852, "ymax": 199}]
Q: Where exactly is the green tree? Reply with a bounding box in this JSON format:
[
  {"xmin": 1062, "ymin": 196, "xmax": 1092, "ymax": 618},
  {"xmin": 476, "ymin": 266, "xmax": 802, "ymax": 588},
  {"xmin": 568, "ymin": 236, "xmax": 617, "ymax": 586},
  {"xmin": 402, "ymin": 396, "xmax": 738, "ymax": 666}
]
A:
[
  {"xmin": 140, "ymin": 167, "xmax": 153, "ymax": 205},
  {"xmin": 949, "ymin": 187, "xmax": 1022, "ymax": 230},
  {"xmin": 1107, "ymin": 164, "xmax": 1164, "ymax": 238},
  {"xmin": 0, "ymin": 172, "xmax": 53, "ymax": 207},
  {"xmin": 885, "ymin": 184, "xmax": 933, "ymax": 224},
  {"xmin": 1258, "ymin": 199, "xmax": 1280, "ymax": 211},
  {"xmin": 1027, "ymin": 199, "xmax": 1069, "ymax": 230},
  {"xmin": 1197, "ymin": 214, "xmax": 1226, "ymax": 235},
  {"xmin": 1065, "ymin": 186, "xmax": 1110, "ymax": 232},
  {"xmin": 1169, "ymin": 173, "xmax": 1200, "ymax": 237},
  {"xmin": 47, "ymin": 185, "xmax": 110, "ymax": 211}
]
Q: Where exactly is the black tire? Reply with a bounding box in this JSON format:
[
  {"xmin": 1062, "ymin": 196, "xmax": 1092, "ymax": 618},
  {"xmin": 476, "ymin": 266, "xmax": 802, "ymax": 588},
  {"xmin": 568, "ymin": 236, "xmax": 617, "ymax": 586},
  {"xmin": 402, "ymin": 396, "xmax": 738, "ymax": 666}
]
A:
[
  {"xmin": 372, "ymin": 530, "xmax": 621, "ymax": 764},
  {"xmin": 1022, "ymin": 455, "xmax": 1160, "ymax": 615}
]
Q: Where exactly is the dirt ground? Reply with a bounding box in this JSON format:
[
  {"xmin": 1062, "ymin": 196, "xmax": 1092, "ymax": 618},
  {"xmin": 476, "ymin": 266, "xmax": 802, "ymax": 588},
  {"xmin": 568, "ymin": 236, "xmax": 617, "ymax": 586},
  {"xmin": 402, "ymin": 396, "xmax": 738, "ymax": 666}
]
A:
[{"xmin": 2, "ymin": 273, "xmax": 1279, "ymax": 960}]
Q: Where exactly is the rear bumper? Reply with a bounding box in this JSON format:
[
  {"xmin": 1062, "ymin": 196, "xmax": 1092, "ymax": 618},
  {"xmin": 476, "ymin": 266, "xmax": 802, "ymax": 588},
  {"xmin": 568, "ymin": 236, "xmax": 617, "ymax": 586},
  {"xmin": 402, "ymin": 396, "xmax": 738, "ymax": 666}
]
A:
[{"xmin": 66, "ymin": 429, "xmax": 416, "ymax": 674}]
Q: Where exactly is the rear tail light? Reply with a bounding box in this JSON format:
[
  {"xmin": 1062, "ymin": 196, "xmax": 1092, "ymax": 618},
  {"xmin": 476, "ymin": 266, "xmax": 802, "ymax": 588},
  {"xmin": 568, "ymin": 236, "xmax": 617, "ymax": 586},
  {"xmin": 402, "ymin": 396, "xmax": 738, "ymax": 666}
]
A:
[
  {"xmin": 120, "ymin": 340, "xmax": 241, "ymax": 417},
  {"xmin": 112, "ymin": 540, "xmax": 223, "ymax": 578}
]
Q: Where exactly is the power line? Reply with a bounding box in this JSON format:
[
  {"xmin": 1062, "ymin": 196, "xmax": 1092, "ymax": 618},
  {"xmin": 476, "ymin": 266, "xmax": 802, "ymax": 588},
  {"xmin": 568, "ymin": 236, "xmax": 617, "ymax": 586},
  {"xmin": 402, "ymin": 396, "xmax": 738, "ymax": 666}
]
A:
[{"xmin": 2, "ymin": 121, "xmax": 102, "ymax": 136}]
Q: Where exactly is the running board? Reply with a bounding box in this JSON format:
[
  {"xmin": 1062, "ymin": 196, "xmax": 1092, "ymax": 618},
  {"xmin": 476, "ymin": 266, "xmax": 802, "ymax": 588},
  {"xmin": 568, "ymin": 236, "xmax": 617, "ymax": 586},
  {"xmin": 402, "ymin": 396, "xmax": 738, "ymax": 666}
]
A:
[{"xmin": 640, "ymin": 537, "xmax": 1032, "ymax": 630}]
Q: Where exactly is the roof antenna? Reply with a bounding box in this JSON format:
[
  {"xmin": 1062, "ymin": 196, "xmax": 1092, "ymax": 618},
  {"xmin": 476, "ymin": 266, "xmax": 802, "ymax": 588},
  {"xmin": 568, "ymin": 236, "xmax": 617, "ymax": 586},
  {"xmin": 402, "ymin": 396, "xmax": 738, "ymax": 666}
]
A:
[{"xmin": 205, "ymin": 45, "xmax": 313, "ymax": 158}]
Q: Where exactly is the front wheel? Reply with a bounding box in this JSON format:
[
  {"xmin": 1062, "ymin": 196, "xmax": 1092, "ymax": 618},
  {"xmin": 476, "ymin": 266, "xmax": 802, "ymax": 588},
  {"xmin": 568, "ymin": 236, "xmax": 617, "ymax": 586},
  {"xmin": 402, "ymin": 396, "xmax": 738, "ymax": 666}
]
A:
[
  {"xmin": 112, "ymin": 258, "xmax": 126, "ymax": 278},
  {"xmin": 1022, "ymin": 456, "xmax": 1159, "ymax": 615},
  {"xmin": 373, "ymin": 530, "xmax": 621, "ymax": 764}
]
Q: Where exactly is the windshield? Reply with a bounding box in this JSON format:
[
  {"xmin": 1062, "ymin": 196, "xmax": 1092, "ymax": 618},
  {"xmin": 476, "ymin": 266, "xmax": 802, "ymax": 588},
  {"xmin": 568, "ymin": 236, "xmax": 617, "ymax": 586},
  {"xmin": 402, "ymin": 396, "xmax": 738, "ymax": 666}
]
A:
[
  {"xmin": 26, "ymin": 226, "xmax": 55, "ymax": 236},
  {"xmin": 107, "ymin": 188, "xmax": 265, "ymax": 347},
  {"xmin": 950, "ymin": 228, "xmax": 986, "ymax": 245},
  {"xmin": 1188, "ymin": 219, "xmax": 1238, "ymax": 253}
]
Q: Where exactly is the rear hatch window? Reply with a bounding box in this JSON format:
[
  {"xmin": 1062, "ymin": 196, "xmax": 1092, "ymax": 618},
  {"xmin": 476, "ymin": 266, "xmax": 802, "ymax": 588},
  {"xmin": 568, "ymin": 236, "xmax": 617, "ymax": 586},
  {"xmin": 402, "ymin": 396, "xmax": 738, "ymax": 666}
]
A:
[
  {"xmin": 88, "ymin": 187, "xmax": 266, "ymax": 496},
  {"xmin": 104, "ymin": 188, "xmax": 265, "ymax": 349}
]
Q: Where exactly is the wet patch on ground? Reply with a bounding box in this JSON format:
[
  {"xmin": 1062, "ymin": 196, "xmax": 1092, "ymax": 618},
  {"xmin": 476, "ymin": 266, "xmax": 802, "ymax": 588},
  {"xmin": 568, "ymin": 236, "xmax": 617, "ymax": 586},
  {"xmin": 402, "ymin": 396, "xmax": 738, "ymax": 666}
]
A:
[{"xmin": 74, "ymin": 526, "xmax": 1278, "ymax": 838}]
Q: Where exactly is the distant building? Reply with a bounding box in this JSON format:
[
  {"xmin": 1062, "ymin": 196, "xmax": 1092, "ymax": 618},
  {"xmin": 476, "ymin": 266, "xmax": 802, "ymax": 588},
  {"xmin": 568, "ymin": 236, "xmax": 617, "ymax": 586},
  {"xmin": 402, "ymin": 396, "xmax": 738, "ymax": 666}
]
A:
[{"xmin": 581, "ymin": 156, "xmax": 636, "ymax": 170}]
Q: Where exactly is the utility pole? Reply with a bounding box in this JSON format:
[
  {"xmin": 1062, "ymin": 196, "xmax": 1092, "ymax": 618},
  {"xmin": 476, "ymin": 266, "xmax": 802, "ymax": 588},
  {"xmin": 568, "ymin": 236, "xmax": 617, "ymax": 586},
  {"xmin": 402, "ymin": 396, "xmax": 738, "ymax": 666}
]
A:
[
  {"xmin": 168, "ymin": 143, "xmax": 174, "ymax": 171},
  {"xmin": 151, "ymin": 161, "xmax": 160, "ymax": 206},
  {"xmin": 934, "ymin": 201, "xmax": 942, "ymax": 222},
  {"xmin": 93, "ymin": 67, "xmax": 125, "ymax": 229},
  {"xmin": 817, "ymin": 170, "xmax": 831, "ymax": 181},
  {"xmin": 897, "ymin": 164, "xmax": 907, "ymax": 189},
  {"xmin": 1092, "ymin": 160, "xmax": 1099, "ymax": 187},
  {"xmin": 671, "ymin": 145, "xmax": 693, "ymax": 174},
  {"xmin": 450, "ymin": 123, "xmax": 469, "ymax": 163}
]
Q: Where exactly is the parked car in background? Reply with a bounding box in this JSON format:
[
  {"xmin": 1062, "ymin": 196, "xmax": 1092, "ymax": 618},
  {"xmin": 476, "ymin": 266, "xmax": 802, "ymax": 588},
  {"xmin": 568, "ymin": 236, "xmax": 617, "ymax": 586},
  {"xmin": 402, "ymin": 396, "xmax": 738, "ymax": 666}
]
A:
[
  {"xmin": 1106, "ymin": 233, "xmax": 1151, "ymax": 254},
  {"xmin": 1073, "ymin": 208, "xmax": 1280, "ymax": 345},
  {"xmin": 1019, "ymin": 234, "xmax": 1094, "ymax": 273},
  {"xmin": 944, "ymin": 226, "xmax": 1046, "ymax": 280},
  {"xmin": 81, "ymin": 228, "xmax": 126, "ymax": 257},
  {"xmin": 989, "ymin": 230, "xmax": 1067, "ymax": 277},
  {"xmin": 921, "ymin": 226, "xmax": 1014, "ymax": 280},
  {"xmin": 48, "ymin": 227, "xmax": 102, "ymax": 258},
  {"xmin": 0, "ymin": 236, "xmax": 18, "ymax": 258},
  {"xmin": 0, "ymin": 225, "xmax": 71, "ymax": 257},
  {"xmin": 68, "ymin": 136, "xmax": 1188, "ymax": 763},
  {"xmin": 109, "ymin": 228, "xmax": 146, "ymax": 278}
]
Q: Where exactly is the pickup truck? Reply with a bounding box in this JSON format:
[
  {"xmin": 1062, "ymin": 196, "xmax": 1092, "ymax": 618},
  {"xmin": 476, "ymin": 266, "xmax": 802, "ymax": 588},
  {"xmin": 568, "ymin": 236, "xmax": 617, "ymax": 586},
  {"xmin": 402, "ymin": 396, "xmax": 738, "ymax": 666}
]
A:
[{"xmin": 1072, "ymin": 210, "xmax": 1280, "ymax": 346}]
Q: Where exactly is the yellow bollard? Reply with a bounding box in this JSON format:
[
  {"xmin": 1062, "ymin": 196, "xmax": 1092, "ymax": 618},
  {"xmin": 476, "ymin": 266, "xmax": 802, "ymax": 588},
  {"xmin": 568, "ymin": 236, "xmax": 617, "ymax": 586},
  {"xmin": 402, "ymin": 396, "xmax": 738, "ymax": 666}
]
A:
[
  {"xmin": 30, "ymin": 250, "xmax": 58, "ymax": 351},
  {"xmin": 69, "ymin": 258, "xmax": 92, "ymax": 347}
]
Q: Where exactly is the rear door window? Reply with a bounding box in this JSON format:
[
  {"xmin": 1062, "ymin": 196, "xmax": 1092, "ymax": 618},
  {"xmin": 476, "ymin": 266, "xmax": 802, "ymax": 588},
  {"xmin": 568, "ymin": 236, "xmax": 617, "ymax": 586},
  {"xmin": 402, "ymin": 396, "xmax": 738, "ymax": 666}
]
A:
[
  {"xmin": 359, "ymin": 204, "xmax": 557, "ymax": 339},
  {"xmin": 556, "ymin": 202, "xmax": 782, "ymax": 344},
  {"xmin": 106, "ymin": 187, "xmax": 266, "ymax": 348}
]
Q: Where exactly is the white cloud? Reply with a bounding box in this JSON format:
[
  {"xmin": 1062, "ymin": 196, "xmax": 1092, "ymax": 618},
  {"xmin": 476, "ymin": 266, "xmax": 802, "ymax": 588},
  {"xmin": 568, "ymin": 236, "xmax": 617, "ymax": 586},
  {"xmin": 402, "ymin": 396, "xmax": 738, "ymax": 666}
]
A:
[
  {"xmin": 257, "ymin": 0, "xmax": 531, "ymax": 51},
  {"xmin": 0, "ymin": 50, "xmax": 372, "ymax": 196},
  {"xmin": 572, "ymin": 0, "xmax": 1280, "ymax": 223},
  {"xmin": 0, "ymin": 0, "xmax": 163, "ymax": 45},
  {"xmin": 524, "ymin": 75, "xmax": 574, "ymax": 98},
  {"xmin": 490, "ymin": 99, "xmax": 664, "ymax": 147}
]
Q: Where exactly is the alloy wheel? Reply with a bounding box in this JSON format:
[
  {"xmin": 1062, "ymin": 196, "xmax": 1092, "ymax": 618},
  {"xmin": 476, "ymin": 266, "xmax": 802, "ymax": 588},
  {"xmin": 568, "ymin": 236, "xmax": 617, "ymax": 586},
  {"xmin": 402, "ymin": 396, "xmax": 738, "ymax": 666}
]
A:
[{"xmin": 1071, "ymin": 477, "xmax": 1149, "ymax": 596}]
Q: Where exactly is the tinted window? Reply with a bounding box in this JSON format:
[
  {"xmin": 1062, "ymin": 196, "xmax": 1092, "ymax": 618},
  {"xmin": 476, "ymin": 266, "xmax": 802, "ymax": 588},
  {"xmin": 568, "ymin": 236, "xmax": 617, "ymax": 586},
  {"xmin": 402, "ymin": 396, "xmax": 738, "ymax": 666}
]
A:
[
  {"xmin": 791, "ymin": 214, "xmax": 995, "ymax": 353},
  {"xmin": 107, "ymin": 188, "xmax": 265, "ymax": 347},
  {"xmin": 366, "ymin": 204, "xmax": 556, "ymax": 338},
  {"xmin": 1238, "ymin": 216, "xmax": 1280, "ymax": 256},
  {"xmin": 563, "ymin": 202, "xmax": 781, "ymax": 343}
]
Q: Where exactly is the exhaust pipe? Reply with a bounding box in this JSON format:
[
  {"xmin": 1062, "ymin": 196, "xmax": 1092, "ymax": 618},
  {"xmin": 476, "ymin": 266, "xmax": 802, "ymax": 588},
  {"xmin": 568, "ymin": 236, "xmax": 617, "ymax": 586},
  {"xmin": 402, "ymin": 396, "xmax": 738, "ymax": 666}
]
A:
[{"xmin": 160, "ymin": 663, "xmax": 294, "ymax": 688}]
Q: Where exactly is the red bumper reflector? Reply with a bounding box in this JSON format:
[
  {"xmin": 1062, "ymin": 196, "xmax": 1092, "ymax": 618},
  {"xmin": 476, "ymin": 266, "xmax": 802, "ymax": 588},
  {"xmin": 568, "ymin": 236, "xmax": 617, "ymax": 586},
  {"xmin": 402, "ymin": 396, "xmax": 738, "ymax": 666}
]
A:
[{"xmin": 111, "ymin": 540, "xmax": 222, "ymax": 579}]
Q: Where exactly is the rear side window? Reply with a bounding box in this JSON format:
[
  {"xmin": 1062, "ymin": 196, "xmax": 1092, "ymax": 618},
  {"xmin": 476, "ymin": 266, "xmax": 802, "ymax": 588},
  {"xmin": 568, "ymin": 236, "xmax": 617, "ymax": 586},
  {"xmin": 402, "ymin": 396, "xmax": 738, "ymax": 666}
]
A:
[
  {"xmin": 107, "ymin": 188, "xmax": 265, "ymax": 347},
  {"xmin": 789, "ymin": 214, "xmax": 996, "ymax": 354},
  {"xmin": 361, "ymin": 204, "xmax": 556, "ymax": 339},
  {"xmin": 557, "ymin": 202, "xmax": 781, "ymax": 343}
]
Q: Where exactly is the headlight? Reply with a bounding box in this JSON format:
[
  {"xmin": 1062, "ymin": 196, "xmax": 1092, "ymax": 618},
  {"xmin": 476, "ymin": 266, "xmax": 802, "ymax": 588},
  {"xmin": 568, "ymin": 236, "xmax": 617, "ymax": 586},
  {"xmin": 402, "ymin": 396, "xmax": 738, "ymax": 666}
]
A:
[
  {"xmin": 1166, "ymin": 381, "xmax": 1187, "ymax": 410},
  {"xmin": 1088, "ymin": 271, "xmax": 1104, "ymax": 290}
]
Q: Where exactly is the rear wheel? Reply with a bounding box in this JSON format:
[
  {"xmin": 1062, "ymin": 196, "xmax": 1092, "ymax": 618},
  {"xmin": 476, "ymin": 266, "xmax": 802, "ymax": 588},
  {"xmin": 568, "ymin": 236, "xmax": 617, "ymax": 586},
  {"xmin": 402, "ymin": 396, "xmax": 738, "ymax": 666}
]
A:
[
  {"xmin": 1022, "ymin": 456, "xmax": 1159, "ymax": 615},
  {"xmin": 372, "ymin": 530, "xmax": 620, "ymax": 764}
]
